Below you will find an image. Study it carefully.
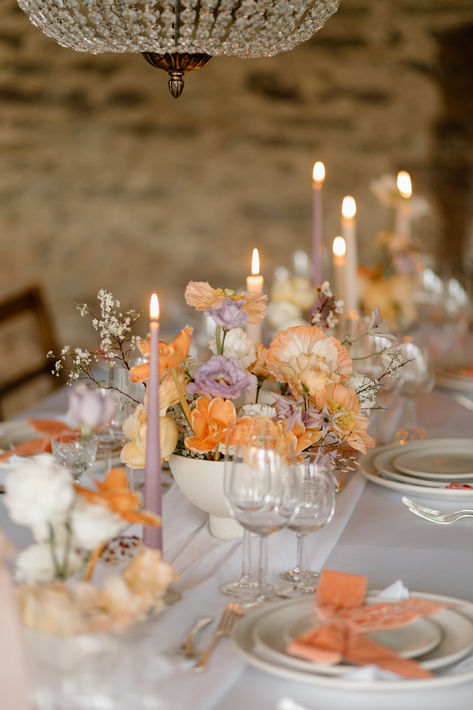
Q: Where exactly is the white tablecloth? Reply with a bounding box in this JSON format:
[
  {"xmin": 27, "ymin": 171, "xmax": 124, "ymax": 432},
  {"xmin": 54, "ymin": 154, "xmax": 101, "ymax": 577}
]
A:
[{"xmin": 1, "ymin": 387, "xmax": 473, "ymax": 710}]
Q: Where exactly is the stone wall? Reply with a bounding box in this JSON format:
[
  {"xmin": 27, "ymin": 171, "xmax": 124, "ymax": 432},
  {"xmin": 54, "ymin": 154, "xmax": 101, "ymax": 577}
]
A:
[{"xmin": 0, "ymin": 0, "xmax": 473, "ymax": 366}]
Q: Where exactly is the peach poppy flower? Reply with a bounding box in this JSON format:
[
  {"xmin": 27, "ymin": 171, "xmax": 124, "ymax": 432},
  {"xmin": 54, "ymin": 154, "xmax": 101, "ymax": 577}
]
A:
[
  {"xmin": 266, "ymin": 325, "xmax": 352, "ymax": 399},
  {"xmin": 75, "ymin": 467, "xmax": 160, "ymax": 528},
  {"xmin": 185, "ymin": 281, "xmax": 267, "ymax": 325},
  {"xmin": 184, "ymin": 397, "xmax": 236, "ymax": 454},
  {"xmin": 130, "ymin": 327, "xmax": 193, "ymax": 383},
  {"xmin": 249, "ymin": 343, "xmax": 273, "ymax": 380},
  {"xmin": 120, "ymin": 404, "xmax": 178, "ymax": 468},
  {"xmin": 315, "ymin": 383, "xmax": 375, "ymax": 455}
]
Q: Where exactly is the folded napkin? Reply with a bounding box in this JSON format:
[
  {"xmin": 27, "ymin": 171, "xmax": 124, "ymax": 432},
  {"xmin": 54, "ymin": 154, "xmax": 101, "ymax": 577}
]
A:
[
  {"xmin": 286, "ymin": 569, "xmax": 446, "ymax": 680},
  {"xmin": 0, "ymin": 419, "xmax": 75, "ymax": 463}
]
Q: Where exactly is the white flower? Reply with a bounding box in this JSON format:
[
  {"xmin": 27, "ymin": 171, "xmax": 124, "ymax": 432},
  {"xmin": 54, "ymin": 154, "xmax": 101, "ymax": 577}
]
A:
[
  {"xmin": 5, "ymin": 455, "xmax": 74, "ymax": 540},
  {"xmin": 348, "ymin": 374, "xmax": 379, "ymax": 414},
  {"xmin": 241, "ymin": 404, "xmax": 276, "ymax": 418},
  {"xmin": 71, "ymin": 498, "xmax": 125, "ymax": 551},
  {"xmin": 209, "ymin": 328, "xmax": 256, "ymax": 369},
  {"xmin": 320, "ymin": 281, "xmax": 333, "ymax": 298},
  {"xmin": 15, "ymin": 543, "xmax": 82, "ymax": 584},
  {"xmin": 267, "ymin": 301, "xmax": 305, "ymax": 332}
]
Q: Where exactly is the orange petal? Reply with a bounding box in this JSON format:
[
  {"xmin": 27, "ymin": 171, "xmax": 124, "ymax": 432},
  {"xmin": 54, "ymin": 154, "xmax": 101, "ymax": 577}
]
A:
[{"xmin": 130, "ymin": 362, "xmax": 150, "ymax": 384}]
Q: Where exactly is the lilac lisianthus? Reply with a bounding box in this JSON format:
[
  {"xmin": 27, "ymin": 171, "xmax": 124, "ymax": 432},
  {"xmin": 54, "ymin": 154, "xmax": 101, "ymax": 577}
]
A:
[
  {"xmin": 205, "ymin": 299, "xmax": 248, "ymax": 329},
  {"xmin": 68, "ymin": 385, "xmax": 115, "ymax": 431},
  {"xmin": 187, "ymin": 355, "xmax": 256, "ymax": 399}
]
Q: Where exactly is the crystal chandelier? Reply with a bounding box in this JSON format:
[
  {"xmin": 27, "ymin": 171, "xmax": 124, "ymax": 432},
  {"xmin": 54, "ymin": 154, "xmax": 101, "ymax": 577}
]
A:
[{"xmin": 18, "ymin": 0, "xmax": 341, "ymax": 98}]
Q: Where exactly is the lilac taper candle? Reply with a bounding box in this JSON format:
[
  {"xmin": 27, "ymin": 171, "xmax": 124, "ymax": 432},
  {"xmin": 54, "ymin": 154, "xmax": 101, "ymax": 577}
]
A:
[
  {"xmin": 143, "ymin": 293, "xmax": 163, "ymax": 551},
  {"xmin": 312, "ymin": 161, "xmax": 325, "ymax": 286}
]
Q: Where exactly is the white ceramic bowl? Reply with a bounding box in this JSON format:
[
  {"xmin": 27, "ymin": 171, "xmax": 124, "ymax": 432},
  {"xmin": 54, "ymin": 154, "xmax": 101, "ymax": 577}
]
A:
[{"xmin": 169, "ymin": 454, "xmax": 243, "ymax": 540}]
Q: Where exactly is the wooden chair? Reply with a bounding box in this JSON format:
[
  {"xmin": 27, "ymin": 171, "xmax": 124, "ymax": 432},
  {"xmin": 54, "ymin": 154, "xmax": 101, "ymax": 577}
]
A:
[{"xmin": 0, "ymin": 285, "xmax": 64, "ymax": 419}]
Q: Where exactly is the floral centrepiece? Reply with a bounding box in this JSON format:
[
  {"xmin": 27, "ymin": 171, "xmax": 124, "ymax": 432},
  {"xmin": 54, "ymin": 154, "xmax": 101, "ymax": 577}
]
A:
[
  {"xmin": 120, "ymin": 280, "xmax": 403, "ymax": 474},
  {"xmin": 4, "ymin": 455, "xmax": 176, "ymax": 635}
]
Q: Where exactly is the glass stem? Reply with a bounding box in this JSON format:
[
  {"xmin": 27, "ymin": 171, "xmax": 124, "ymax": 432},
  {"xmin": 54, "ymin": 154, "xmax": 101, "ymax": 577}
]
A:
[
  {"xmin": 240, "ymin": 529, "xmax": 251, "ymax": 583},
  {"xmin": 257, "ymin": 535, "xmax": 268, "ymax": 600},
  {"xmin": 295, "ymin": 533, "xmax": 305, "ymax": 576}
]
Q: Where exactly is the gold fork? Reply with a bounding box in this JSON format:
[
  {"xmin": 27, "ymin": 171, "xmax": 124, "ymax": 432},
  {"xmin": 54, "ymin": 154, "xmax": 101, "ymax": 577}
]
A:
[{"xmin": 193, "ymin": 603, "xmax": 243, "ymax": 671}]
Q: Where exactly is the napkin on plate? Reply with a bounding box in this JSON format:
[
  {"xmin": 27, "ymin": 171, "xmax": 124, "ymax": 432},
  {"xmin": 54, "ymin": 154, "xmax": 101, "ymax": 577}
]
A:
[
  {"xmin": 0, "ymin": 419, "xmax": 75, "ymax": 463},
  {"xmin": 286, "ymin": 569, "xmax": 445, "ymax": 679}
]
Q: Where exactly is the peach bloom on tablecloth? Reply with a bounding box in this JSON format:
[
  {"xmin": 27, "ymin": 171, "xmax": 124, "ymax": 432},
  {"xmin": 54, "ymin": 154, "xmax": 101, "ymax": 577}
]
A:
[
  {"xmin": 266, "ymin": 325, "xmax": 352, "ymax": 399},
  {"xmin": 315, "ymin": 383, "xmax": 374, "ymax": 455}
]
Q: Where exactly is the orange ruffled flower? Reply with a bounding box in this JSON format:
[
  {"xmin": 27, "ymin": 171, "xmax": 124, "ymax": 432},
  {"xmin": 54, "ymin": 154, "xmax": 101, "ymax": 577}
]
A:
[
  {"xmin": 185, "ymin": 281, "xmax": 267, "ymax": 325},
  {"xmin": 315, "ymin": 383, "xmax": 375, "ymax": 455},
  {"xmin": 185, "ymin": 397, "xmax": 236, "ymax": 454},
  {"xmin": 249, "ymin": 343, "xmax": 273, "ymax": 380},
  {"xmin": 130, "ymin": 327, "xmax": 193, "ymax": 383},
  {"xmin": 266, "ymin": 325, "xmax": 352, "ymax": 399},
  {"xmin": 76, "ymin": 467, "xmax": 160, "ymax": 528}
]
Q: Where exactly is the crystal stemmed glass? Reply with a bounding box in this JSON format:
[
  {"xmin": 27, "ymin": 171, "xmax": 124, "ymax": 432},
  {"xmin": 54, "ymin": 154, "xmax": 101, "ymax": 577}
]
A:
[
  {"xmin": 394, "ymin": 340, "xmax": 435, "ymax": 442},
  {"xmin": 278, "ymin": 459, "xmax": 335, "ymax": 596},
  {"xmin": 51, "ymin": 432, "xmax": 98, "ymax": 482},
  {"xmin": 225, "ymin": 433, "xmax": 299, "ymax": 605}
]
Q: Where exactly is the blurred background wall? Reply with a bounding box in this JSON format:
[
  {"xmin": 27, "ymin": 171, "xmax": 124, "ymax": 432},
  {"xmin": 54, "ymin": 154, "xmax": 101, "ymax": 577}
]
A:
[{"xmin": 0, "ymin": 0, "xmax": 472, "ymax": 357}]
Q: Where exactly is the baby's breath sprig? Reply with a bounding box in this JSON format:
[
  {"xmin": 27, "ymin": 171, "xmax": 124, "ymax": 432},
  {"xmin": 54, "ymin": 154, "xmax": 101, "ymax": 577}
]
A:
[{"xmin": 48, "ymin": 290, "xmax": 142, "ymax": 402}]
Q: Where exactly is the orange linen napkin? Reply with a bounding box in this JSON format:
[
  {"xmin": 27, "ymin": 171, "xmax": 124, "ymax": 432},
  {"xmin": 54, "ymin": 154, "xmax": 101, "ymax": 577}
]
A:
[
  {"xmin": 0, "ymin": 419, "xmax": 75, "ymax": 462},
  {"xmin": 286, "ymin": 569, "xmax": 446, "ymax": 680}
]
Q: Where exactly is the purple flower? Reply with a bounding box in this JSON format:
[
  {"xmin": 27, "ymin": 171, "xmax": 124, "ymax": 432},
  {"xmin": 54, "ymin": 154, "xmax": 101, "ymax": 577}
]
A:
[
  {"xmin": 205, "ymin": 299, "xmax": 248, "ymax": 329},
  {"xmin": 187, "ymin": 355, "xmax": 256, "ymax": 399},
  {"xmin": 68, "ymin": 385, "xmax": 115, "ymax": 430}
]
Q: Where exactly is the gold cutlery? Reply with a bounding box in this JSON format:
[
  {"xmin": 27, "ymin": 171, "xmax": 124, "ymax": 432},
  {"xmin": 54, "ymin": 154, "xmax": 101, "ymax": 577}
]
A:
[
  {"xmin": 193, "ymin": 603, "xmax": 243, "ymax": 671},
  {"xmin": 170, "ymin": 616, "xmax": 213, "ymax": 659}
]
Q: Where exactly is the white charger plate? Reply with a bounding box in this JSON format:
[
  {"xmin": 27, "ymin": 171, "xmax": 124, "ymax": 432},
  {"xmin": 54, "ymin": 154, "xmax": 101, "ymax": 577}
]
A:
[
  {"xmin": 374, "ymin": 450, "xmax": 473, "ymax": 489},
  {"xmin": 394, "ymin": 448, "xmax": 473, "ymax": 479},
  {"xmin": 232, "ymin": 592, "xmax": 473, "ymax": 691},
  {"xmin": 252, "ymin": 597, "xmax": 443, "ymax": 676},
  {"xmin": 360, "ymin": 440, "xmax": 473, "ymax": 500}
]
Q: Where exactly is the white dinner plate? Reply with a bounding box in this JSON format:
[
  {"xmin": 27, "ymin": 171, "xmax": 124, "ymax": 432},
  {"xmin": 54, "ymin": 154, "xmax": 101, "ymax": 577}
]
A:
[
  {"xmin": 374, "ymin": 451, "xmax": 457, "ymax": 488},
  {"xmin": 0, "ymin": 419, "xmax": 40, "ymax": 454},
  {"xmin": 252, "ymin": 597, "xmax": 443, "ymax": 676},
  {"xmin": 394, "ymin": 448, "xmax": 473, "ymax": 479},
  {"xmin": 232, "ymin": 592, "xmax": 473, "ymax": 691},
  {"xmin": 436, "ymin": 370, "xmax": 473, "ymax": 394},
  {"xmin": 359, "ymin": 440, "xmax": 473, "ymax": 500}
]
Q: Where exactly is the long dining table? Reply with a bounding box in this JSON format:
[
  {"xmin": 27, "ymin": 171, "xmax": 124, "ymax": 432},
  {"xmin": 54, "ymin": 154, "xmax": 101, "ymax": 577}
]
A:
[{"xmin": 1, "ymin": 384, "xmax": 473, "ymax": 710}]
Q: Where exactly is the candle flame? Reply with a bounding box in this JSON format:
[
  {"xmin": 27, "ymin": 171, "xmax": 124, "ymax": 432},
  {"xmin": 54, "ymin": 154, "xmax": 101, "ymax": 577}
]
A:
[
  {"xmin": 397, "ymin": 171, "xmax": 412, "ymax": 198},
  {"xmin": 342, "ymin": 195, "xmax": 356, "ymax": 219},
  {"xmin": 312, "ymin": 161, "xmax": 325, "ymax": 184},
  {"xmin": 251, "ymin": 248, "xmax": 260, "ymax": 275},
  {"xmin": 333, "ymin": 236, "xmax": 346, "ymax": 258},
  {"xmin": 149, "ymin": 293, "xmax": 160, "ymax": 320}
]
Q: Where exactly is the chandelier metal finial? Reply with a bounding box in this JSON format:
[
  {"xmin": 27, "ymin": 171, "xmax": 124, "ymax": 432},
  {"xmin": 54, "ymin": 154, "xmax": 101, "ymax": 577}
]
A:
[{"xmin": 17, "ymin": 0, "xmax": 341, "ymax": 98}]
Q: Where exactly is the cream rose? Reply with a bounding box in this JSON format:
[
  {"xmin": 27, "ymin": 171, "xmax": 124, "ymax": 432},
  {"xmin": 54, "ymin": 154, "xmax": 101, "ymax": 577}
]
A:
[
  {"xmin": 121, "ymin": 406, "xmax": 178, "ymax": 469},
  {"xmin": 71, "ymin": 498, "xmax": 125, "ymax": 551},
  {"xmin": 209, "ymin": 327, "xmax": 256, "ymax": 369},
  {"xmin": 15, "ymin": 543, "xmax": 82, "ymax": 585}
]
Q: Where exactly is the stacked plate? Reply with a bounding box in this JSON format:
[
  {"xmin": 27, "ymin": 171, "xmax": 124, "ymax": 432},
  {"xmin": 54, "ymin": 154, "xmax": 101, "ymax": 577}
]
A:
[
  {"xmin": 436, "ymin": 368, "xmax": 473, "ymax": 394},
  {"xmin": 359, "ymin": 439, "xmax": 473, "ymax": 500},
  {"xmin": 232, "ymin": 593, "xmax": 473, "ymax": 691}
]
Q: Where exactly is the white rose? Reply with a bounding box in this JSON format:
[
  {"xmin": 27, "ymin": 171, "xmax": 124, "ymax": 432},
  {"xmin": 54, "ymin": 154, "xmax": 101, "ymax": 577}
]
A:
[
  {"xmin": 5, "ymin": 454, "xmax": 74, "ymax": 540},
  {"xmin": 15, "ymin": 543, "xmax": 82, "ymax": 584},
  {"xmin": 267, "ymin": 301, "xmax": 305, "ymax": 332},
  {"xmin": 209, "ymin": 328, "xmax": 256, "ymax": 369},
  {"xmin": 71, "ymin": 498, "xmax": 125, "ymax": 551}
]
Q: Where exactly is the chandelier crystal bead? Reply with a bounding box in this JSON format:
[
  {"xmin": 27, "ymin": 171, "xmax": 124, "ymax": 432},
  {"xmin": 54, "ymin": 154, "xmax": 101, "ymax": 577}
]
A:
[{"xmin": 18, "ymin": 0, "xmax": 341, "ymax": 96}]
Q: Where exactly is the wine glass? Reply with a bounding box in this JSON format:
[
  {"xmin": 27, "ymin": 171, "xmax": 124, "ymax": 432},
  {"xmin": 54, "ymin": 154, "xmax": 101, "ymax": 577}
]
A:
[
  {"xmin": 394, "ymin": 339, "xmax": 435, "ymax": 442},
  {"xmin": 278, "ymin": 458, "xmax": 335, "ymax": 596},
  {"xmin": 225, "ymin": 432, "xmax": 299, "ymax": 605},
  {"xmin": 51, "ymin": 432, "xmax": 98, "ymax": 482}
]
